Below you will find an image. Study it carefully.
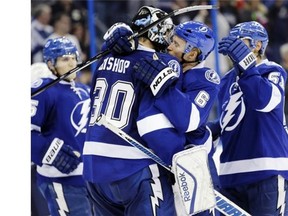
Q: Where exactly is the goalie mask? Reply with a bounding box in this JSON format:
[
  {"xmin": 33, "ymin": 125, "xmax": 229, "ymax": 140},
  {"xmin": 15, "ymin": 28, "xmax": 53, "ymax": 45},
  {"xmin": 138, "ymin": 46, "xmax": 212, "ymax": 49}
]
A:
[
  {"xmin": 131, "ymin": 6, "xmax": 174, "ymax": 51},
  {"xmin": 229, "ymin": 21, "xmax": 268, "ymax": 55},
  {"xmin": 174, "ymin": 21, "xmax": 215, "ymax": 62},
  {"xmin": 43, "ymin": 37, "xmax": 80, "ymax": 65}
]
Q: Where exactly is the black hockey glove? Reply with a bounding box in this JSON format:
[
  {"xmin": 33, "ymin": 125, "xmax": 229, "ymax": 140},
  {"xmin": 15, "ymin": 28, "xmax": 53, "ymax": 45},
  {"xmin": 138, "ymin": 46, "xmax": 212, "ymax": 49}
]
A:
[
  {"xmin": 42, "ymin": 138, "xmax": 81, "ymax": 174},
  {"xmin": 104, "ymin": 23, "xmax": 138, "ymax": 55},
  {"xmin": 218, "ymin": 36, "xmax": 256, "ymax": 72},
  {"xmin": 133, "ymin": 55, "xmax": 179, "ymax": 97}
]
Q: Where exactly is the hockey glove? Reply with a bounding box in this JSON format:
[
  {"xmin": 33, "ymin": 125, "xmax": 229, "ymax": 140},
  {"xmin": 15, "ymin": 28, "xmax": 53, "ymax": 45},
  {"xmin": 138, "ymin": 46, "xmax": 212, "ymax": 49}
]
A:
[
  {"xmin": 133, "ymin": 55, "xmax": 179, "ymax": 97},
  {"xmin": 218, "ymin": 36, "xmax": 256, "ymax": 71},
  {"xmin": 104, "ymin": 23, "xmax": 138, "ymax": 55},
  {"xmin": 42, "ymin": 138, "xmax": 81, "ymax": 174}
]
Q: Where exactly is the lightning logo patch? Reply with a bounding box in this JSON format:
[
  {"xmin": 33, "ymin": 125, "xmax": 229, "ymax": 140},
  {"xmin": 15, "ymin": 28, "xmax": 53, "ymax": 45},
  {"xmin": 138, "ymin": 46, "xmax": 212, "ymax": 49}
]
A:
[
  {"xmin": 71, "ymin": 99, "xmax": 91, "ymax": 136},
  {"xmin": 220, "ymin": 82, "xmax": 245, "ymax": 132}
]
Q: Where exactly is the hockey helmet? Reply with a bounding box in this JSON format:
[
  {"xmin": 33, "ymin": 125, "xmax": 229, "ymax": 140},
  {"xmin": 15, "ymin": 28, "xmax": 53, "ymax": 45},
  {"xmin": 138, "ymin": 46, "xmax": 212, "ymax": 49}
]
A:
[
  {"xmin": 229, "ymin": 21, "xmax": 268, "ymax": 55},
  {"xmin": 174, "ymin": 21, "xmax": 215, "ymax": 61},
  {"xmin": 131, "ymin": 6, "xmax": 174, "ymax": 51},
  {"xmin": 43, "ymin": 37, "xmax": 79, "ymax": 65}
]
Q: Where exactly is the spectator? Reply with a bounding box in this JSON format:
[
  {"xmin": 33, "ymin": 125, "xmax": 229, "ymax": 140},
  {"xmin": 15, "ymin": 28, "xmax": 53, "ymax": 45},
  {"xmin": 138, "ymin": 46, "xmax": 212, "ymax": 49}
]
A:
[
  {"xmin": 71, "ymin": 22, "xmax": 89, "ymax": 62},
  {"xmin": 266, "ymin": 0, "xmax": 288, "ymax": 63},
  {"xmin": 48, "ymin": 13, "xmax": 84, "ymax": 62},
  {"xmin": 51, "ymin": 0, "xmax": 87, "ymax": 25},
  {"xmin": 280, "ymin": 43, "xmax": 288, "ymax": 122},
  {"xmin": 31, "ymin": 3, "xmax": 53, "ymax": 63}
]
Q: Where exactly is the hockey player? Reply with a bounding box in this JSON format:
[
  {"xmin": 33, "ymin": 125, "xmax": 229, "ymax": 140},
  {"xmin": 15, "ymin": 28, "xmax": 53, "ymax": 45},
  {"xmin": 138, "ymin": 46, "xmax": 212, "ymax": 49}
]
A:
[
  {"xmin": 109, "ymin": 21, "xmax": 220, "ymax": 214},
  {"xmin": 31, "ymin": 37, "xmax": 93, "ymax": 216},
  {"xmin": 134, "ymin": 21, "xmax": 221, "ymax": 216},
  {"xmin": 209, "ymin": 21, "xmax": 288, "ymax": 215},
  {"xmin": 83, "ymin": 6, "xmax": 182, "ymax": 215}
]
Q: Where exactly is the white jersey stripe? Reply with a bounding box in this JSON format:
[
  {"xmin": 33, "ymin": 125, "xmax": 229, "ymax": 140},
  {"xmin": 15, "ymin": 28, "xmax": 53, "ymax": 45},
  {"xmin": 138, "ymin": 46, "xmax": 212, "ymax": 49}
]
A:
[
  {"xmin": 31, "ymin": 124, "xmax": 41, "ymax": 132},
  {"xmin": 137, "ymin": 113, "xmax": 174, "ymax": 136},
  {"xmin": 37, "ymin": 163, "xmax": 83, "ymax": 177},
  {"xmin": 219, "ymin": 158, "xmax": 288, "ymax": 175},
  {"xmin": 186, "ymin": 103, "xmax": 200, "ymax": 132},
  {"xmin": 257, "ymin": 84, "xmax": 281, "ymax": 112},
  {"xmin": 83, "ymin": 141, "xmax": 151, "ymax": 159}
]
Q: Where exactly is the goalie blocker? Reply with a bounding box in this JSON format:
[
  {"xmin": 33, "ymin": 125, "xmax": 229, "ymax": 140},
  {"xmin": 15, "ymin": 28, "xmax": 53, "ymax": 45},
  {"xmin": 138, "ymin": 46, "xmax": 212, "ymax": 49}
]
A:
[{"xmin": 172, "ymin": 146, "xmax": 216, "ymax": 215}]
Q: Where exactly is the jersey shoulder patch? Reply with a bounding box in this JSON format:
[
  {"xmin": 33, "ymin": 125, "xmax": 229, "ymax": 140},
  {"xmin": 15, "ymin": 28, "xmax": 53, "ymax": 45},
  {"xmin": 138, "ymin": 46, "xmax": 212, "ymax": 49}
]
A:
[
  {"xmin": 205, "ymin": 69, "xmax": 220, "ymax": 84},
  {"xmin": 168, "ymin": 59, "xmax": 181, "ymax": 77},
  {"xmin": 31, "ymin": 78, "xmax": 44, "ymax": 88}
]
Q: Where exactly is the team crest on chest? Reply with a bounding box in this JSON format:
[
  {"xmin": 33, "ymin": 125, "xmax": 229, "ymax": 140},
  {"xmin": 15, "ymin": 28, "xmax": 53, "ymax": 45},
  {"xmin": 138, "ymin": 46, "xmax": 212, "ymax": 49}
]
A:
[
  {"xmin": 71, "ymin": 99, "xmax": 91, "ymax": 136},
  {"xmin": 220, "ymin": 82, "xmax": 245, "ymax": 132}
]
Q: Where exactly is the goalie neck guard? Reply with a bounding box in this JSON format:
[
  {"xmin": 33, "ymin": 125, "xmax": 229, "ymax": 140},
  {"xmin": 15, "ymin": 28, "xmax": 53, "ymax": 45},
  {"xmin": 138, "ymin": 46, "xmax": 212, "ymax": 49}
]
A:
[{"xmin": 131, "ymin": 6, "xmax": 174, "ymax": 52}]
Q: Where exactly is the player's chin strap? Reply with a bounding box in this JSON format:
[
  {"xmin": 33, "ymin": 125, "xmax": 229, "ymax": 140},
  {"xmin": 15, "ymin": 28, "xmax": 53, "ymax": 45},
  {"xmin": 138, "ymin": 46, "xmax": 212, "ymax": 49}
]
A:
[
  {"xmin": 95, "ymin": 114, "xmax": 251, "ymax": 216},
  {"xmin": 180, "ymin": 52, "xmax": 200, "ymax": 64},
  {"xmin": 31, "ymin": 5, "xmax": 218, "ymax": 98}
]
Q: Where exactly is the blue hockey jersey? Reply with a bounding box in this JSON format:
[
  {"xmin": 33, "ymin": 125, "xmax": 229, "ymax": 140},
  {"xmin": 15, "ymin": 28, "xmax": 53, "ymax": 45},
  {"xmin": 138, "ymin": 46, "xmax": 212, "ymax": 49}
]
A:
[
  {"xmin": 83, "ymin": 45, "xmax": 184, "ymax": 183},
  {"xmin": 218, "ymin": 59, "xmax": 288, "ymax": 187},
  {"xmin": 31, "ymin": 76, "xmax": 90, "ymax": 186},
  {"xmin": 150, "ymin": 61, "xmax": 221, "ymax": 187},
  {"xmin": 155, "ymin": 61, "xmax": 220, "ymax": 151}
]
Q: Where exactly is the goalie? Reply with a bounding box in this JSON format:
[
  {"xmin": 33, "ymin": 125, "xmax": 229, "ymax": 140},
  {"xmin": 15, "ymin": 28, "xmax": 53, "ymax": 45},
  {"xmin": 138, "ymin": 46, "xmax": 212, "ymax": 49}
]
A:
[{"xmin": 85, "ymin": 6, "xmax": 220, "ymax": 215}]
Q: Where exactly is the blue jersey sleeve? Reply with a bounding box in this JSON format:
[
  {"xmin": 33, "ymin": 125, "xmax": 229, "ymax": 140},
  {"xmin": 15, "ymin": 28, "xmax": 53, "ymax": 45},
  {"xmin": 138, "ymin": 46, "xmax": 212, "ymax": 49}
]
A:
[
  {"xmin": 238, "ymin": 63, "xmax": 286, "ymax": 111},
  {"xmin": 155, "ymin": 67, "xmax": 220, "ymax": 133},
  {"xmin": 137, "ymin": 92, "xmax": 185, "ymax": 165},
  {"xmin": 31, "ymin": 78, "xmax": 55, "ymax": 165}
]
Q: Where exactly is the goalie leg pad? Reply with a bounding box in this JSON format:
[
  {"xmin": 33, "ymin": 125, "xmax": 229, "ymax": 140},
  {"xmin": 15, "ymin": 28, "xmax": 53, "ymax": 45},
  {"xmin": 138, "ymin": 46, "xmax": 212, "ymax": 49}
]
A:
[{"xmin": 172, "ymin": 146, "xmax": 216, "ymax": 215}]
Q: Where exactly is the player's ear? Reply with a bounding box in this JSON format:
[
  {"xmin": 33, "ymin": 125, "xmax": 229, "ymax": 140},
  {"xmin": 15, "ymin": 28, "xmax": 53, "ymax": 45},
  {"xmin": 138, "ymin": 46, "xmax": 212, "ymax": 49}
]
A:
[
  {"xmin": 255, "ymin": 41, "xmax": 262, "ymax": 53},
  {"xmin": 46, "ymin": 61, "xmax": 56, "ymax": 74},
  {"xmin": 186, "ymin": 48, "xmax": 199, "ymax": 62}
]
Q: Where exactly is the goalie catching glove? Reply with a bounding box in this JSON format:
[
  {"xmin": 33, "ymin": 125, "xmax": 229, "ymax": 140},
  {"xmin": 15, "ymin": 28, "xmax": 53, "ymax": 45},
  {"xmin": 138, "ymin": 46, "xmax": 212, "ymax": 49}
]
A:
[
  {"xmin": 103, "ymin": 22, "xmax": 138, "ymax": 55},
  {"xmin": 42, "ymin": 138, "xmax": 81, "ymax": 174},
  {"xmin": 218, "ymin": 36, "xmax": 256, "ymax": 72},
  {"xmin": 133, "ymin": 54, "xmax": 179, "ymax": 97}
]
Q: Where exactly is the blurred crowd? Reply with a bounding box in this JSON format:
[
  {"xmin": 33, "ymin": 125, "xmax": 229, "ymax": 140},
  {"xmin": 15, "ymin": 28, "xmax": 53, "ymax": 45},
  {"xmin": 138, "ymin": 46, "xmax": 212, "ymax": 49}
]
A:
[{"xmin": 31, "ymin": 0, "xmax": 288, "ymax": 117}]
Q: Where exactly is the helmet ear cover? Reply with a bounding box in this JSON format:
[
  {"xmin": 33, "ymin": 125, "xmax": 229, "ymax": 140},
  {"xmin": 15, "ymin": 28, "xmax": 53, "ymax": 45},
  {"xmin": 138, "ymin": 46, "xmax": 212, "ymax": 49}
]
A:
[
  {"xmin": 131, "ymin": 6, "xmax": 174, "ymax": 51},
  {"xmin": 229, "ymin": 21, "xmax": 268, "ymax": 55},
  {"xmin": 174, "ymin": 21, "xmax": 215, "ymax": 62},
  {"xmin": 43, "ymin": 37, "xmax": 80, "ymax": 65}
]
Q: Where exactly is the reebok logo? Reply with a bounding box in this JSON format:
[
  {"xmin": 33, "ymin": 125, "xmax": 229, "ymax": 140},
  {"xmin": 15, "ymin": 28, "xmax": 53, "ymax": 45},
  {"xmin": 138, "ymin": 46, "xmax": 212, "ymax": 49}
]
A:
[{"xmin": 178, "ymin": 172, "xmax": 191, "ymax": 202}]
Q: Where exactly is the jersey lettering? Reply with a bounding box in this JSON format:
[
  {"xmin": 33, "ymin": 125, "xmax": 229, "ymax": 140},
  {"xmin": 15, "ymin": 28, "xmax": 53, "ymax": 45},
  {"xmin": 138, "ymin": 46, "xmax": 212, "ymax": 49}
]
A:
[{"xmin": 98, "ymin": 57, "xmax": 130, "ymax": 74}]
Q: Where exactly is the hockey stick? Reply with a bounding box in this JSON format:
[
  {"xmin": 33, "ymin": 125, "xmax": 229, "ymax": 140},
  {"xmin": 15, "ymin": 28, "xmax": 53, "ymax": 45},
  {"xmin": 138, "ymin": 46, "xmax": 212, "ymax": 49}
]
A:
[
  {"xmin": 95, "ymin": 114, "xmax": 251, "ymax": 216},
  {"xmin": 31, "ymin": 4, "xmax": 217, "ymax": 97}
]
